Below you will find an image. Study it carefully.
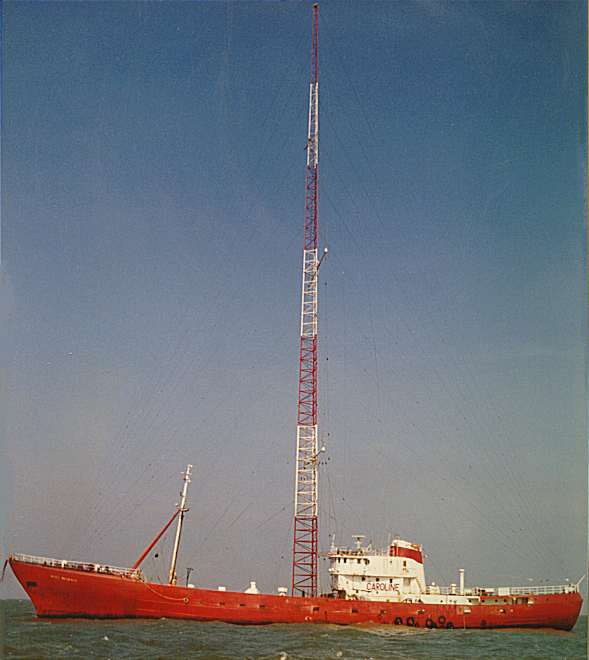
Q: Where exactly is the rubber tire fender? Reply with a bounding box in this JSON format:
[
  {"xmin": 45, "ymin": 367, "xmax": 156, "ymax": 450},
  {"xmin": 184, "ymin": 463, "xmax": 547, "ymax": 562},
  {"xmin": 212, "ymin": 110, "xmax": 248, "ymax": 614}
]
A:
[{"xmin": 406, "ymin": 616, "xmax": 415, "ymax": 627}]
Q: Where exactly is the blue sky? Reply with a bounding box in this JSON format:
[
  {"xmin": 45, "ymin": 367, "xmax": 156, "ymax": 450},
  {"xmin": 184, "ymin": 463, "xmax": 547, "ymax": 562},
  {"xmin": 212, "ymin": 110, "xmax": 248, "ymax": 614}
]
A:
[{"xmin": 1, "ymin": 1, "xmax": 586, "ymax": 599}]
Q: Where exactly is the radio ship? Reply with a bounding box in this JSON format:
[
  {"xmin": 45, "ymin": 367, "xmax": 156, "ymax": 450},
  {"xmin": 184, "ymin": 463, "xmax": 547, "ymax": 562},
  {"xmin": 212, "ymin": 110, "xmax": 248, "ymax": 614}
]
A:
[{"xmin": 7, "ymin": 5, "xmax": 583, "ymax": 630}]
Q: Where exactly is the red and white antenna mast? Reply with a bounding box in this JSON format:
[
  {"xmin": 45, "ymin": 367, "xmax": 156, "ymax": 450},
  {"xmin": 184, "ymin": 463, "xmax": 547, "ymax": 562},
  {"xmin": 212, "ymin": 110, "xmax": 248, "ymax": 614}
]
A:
[{"xmin": 292, "ymin": 2, "xmax": 324, "ymax": 598}]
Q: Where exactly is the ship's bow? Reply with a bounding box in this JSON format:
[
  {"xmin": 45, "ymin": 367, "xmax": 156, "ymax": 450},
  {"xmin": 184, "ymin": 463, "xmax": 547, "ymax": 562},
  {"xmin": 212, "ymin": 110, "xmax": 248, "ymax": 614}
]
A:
[{"xmin": 9, "ymin": 554, "xmax": 141, "ymax": 618}]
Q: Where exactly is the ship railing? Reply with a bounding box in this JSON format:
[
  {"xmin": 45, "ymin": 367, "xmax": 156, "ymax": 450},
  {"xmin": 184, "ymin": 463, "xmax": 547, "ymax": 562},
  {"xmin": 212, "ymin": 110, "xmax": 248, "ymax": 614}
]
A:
[
  {"xmin": 326, "ymin": 548, "xmax": 390, "ymax": 557},
  {"xmin": 427, "ymin": 583, "xmax": 579, "ymax": 596},
  {"xmin": 10, "ymin": 553, "xmax": 143, "ymax": 579},
  {"xmin": 504, "ymin": 584, "xmax": 579, "ymax": 596}
]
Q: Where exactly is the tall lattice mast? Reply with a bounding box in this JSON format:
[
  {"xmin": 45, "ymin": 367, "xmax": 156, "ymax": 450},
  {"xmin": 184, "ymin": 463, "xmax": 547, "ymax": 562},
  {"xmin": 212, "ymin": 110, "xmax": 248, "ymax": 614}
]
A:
[{"xmin": 292, "ymin": 2, "xmax": 321, "ymax": 598}]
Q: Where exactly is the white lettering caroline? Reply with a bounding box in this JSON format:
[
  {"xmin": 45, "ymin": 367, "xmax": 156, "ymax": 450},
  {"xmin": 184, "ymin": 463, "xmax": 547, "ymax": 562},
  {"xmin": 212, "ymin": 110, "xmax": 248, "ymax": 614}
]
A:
[{"xmin": 366, "ymin": 582, "xmax": 399, "ymax": 592}]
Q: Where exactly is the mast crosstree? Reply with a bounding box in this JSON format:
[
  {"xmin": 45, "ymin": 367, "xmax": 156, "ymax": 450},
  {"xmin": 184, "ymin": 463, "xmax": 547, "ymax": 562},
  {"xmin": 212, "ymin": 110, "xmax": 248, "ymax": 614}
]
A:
[{"xmin": 292, "ymin": 3, "xmax": 321, "ymax": 598}]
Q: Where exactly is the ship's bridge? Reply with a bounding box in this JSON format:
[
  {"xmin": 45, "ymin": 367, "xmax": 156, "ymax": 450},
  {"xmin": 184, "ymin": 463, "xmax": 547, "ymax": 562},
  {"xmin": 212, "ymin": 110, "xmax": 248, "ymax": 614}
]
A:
[{"xmin": 327, "ymin": 536, "xmax": 428, "ymax": 602}]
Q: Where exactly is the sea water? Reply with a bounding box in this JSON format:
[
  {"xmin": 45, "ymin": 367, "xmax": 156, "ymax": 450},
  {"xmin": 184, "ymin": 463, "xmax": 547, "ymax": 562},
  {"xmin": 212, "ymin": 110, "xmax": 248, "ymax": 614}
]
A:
[{"xmin": 2, "ymin": 600, "xmax": 586, "ymax": 659}]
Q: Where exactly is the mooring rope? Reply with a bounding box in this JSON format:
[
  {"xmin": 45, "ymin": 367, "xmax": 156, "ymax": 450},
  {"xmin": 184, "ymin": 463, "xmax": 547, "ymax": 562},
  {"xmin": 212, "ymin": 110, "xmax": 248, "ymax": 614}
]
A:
[{"xmin": 140, "ymin": 579, "xmax": 190, "ymax": 603}]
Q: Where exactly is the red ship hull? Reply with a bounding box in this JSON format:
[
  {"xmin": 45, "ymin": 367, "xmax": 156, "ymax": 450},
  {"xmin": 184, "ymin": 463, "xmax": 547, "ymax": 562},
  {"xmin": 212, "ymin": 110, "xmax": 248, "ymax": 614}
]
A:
[{"xmin": 10, "ymin": 558, "xmax": 582, "ymax": 630}]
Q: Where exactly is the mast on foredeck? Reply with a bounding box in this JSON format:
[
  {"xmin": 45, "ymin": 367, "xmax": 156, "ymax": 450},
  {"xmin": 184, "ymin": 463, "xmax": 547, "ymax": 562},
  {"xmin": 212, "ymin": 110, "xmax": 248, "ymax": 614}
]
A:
[
  {"xmin": 292, "ymin": 3, "xmax": 321, "ymax": 598},
  {"xmin": 168, "ymin": 464, "xmax": 192, "ymax": 585}
]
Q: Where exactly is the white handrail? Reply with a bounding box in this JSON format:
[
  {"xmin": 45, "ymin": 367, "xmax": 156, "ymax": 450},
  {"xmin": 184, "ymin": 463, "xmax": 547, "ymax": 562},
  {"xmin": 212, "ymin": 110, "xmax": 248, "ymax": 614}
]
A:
[
  {"xmin": 507, "ymin": 584, "xmax": 578, "ymax": 595},
  {"xmin": 10, "ymin": 553, "xmax": 142, "ymax": 579},
  {"xmin": 427, "ymin": 582, "xmax": 578, "ymax": 596}
]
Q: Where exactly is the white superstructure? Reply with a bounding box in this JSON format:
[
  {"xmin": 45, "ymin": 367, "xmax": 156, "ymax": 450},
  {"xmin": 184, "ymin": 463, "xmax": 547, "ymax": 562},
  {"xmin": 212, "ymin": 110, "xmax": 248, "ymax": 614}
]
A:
[{"xmin": 328, "ymin": 536, "xmax": 472, "ymax": 605}]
